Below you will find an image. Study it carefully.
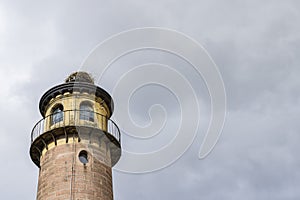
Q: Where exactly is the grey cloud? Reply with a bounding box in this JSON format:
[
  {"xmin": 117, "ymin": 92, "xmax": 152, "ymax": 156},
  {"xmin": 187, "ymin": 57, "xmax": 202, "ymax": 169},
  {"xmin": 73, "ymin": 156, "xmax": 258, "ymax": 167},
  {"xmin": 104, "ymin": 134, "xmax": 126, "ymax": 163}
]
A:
[{"xmin": 0, "ymin": 0, "xmax": 299, "ymax": 199}]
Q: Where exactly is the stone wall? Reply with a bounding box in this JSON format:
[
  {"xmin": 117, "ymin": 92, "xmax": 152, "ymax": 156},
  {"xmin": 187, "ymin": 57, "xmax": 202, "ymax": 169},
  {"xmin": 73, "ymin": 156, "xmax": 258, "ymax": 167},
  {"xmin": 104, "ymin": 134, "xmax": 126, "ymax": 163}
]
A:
[{"xmin": 37, "ymin": 138, "xmax": 113, "ymax": 200}]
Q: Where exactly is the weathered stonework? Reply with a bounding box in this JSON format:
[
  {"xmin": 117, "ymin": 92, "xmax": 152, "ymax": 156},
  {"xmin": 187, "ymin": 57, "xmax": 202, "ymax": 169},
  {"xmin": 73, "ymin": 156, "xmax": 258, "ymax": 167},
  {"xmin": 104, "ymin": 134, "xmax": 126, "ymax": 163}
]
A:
[{"xmin": 37, "ymin": 139, "xmax": 113, "ymax": 200}]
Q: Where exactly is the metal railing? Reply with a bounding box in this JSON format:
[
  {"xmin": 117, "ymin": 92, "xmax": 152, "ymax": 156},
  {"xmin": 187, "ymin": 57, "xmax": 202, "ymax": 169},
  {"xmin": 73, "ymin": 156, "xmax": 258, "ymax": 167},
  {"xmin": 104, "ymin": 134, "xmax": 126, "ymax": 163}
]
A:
[{"xmin": 31, "ymin": 110, "xmax": 120, "ymax": 144}]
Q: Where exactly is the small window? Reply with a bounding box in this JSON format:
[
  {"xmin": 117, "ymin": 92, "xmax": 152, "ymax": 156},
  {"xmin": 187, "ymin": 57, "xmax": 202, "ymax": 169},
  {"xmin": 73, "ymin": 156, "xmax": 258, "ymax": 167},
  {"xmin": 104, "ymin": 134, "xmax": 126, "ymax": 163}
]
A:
[
  {"xmin": 51, "ymin": 104, "xmax": 63, "ymax": 125},
  {"xmin": 79, "ymin": 150, "xmax": 88, "ymax": 164},
  {"xmin": 80, "ymin": 102, "xmax": 94, "ymax": 122}
]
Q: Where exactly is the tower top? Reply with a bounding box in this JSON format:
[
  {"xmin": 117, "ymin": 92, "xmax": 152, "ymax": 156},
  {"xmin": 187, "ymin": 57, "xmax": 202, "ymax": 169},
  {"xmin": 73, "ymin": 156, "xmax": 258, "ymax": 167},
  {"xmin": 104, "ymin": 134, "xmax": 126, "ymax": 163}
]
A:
[
  {"xmin": 65, "ymin": 71, "xmax": 94, "ymax": 84},
  {"xmin": 38, "ymin": 71, "xmax": 114, "ymax": 117}
]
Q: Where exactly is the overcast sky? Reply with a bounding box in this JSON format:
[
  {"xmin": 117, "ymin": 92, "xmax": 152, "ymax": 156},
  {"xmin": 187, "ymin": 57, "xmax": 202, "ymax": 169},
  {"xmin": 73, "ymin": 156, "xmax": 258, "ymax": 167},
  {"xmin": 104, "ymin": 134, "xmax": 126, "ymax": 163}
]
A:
[{"xmin": 0, "ymin": 0, "xmax": 300, "ymax": 199}]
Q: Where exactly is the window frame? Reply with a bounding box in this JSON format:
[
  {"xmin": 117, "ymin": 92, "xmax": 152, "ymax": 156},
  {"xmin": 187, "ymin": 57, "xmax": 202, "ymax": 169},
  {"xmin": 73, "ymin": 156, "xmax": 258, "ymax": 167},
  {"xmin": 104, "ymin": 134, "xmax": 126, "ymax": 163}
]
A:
[
  {"xmin": 79, "ymin": 101, "xmax": 94, "ymax": 122},
  {"xmin": 51, "ymin": 104, "xmax": 64, "ymax": 125}
]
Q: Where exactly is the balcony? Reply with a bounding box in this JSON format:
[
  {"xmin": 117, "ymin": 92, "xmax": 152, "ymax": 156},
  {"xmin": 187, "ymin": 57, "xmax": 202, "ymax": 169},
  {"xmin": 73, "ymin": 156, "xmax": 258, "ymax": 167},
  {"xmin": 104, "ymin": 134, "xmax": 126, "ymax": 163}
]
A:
[
  {"xmin": 31, "ymin": 109, "xmax": 120, "ymax": 143},
  {"xmin": 30, "ymin": 110, "xmax": 121, "ymax": 167}
]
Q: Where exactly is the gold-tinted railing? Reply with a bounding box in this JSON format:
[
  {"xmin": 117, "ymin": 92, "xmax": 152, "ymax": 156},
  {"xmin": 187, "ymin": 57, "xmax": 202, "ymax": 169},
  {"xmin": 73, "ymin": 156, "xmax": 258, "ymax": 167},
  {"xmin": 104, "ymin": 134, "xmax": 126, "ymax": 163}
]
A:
[{"xmin": 31, "ymin": 110, "xmax": 120, "ymax": 143}]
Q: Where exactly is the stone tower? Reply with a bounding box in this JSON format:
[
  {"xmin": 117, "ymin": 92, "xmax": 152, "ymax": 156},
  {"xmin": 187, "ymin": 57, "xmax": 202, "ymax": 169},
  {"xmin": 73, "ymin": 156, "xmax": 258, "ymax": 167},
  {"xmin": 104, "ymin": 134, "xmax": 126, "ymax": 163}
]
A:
[{"xmin": 30, "ymin": 72, "xmax": 121, "ymax": 200}]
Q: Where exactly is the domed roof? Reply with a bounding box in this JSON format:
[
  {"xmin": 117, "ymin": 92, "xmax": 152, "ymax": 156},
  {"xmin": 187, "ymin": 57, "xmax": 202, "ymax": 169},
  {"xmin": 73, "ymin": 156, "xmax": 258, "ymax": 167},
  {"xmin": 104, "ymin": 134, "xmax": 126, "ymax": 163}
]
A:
[{"xmin": 65, "ymin": 71, "xmax": 94, "ymax": 84}]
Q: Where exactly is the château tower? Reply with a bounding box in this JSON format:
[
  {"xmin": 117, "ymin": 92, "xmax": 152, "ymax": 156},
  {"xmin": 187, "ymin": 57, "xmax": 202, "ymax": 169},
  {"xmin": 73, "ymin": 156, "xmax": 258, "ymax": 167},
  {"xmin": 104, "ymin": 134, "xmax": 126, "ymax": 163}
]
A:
[{"xmin": 30, "ymin": 72, "xmax": 121, "ymax": 200}]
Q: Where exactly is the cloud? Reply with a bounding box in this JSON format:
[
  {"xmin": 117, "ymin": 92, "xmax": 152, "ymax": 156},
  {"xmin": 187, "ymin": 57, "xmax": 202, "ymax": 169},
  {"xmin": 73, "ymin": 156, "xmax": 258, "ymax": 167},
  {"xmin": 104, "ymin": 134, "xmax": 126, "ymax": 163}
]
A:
[{"xmin": 0, "ymin": 0, "xmax": 299, "ymax": 199}]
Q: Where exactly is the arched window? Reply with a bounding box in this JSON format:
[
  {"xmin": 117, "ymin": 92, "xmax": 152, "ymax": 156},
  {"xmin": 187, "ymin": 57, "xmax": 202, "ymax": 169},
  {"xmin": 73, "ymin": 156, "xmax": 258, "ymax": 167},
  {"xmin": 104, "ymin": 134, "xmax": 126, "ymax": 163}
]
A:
[
  {"xmin": 80, "ymin": 102, "xmax": 94, "ymax": 122},
  {"xmin": 51, "ymin": 104, "xmax": 63, "ymax": 125}
]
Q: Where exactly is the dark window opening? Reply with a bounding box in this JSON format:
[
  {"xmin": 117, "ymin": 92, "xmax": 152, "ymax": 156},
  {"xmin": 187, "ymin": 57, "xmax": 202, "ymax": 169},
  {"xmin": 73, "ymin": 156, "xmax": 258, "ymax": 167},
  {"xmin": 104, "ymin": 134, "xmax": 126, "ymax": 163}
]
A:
[{"xmin": 79, "ymin": 150, "xmax": 88, "ymax": 164}]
